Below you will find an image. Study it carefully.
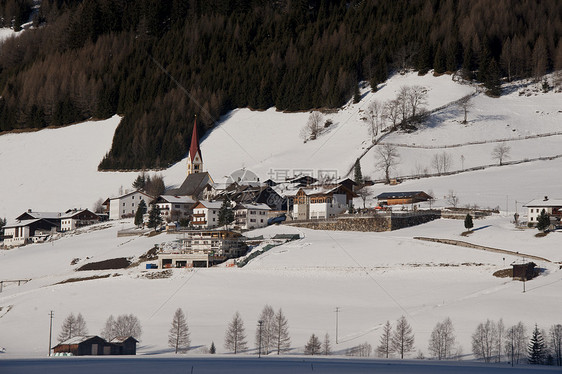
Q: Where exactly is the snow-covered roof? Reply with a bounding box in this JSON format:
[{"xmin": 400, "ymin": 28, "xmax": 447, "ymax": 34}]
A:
[
  {"xmin": 3, "ymin": 218, "xmax": 42, "ymax": 228},
  {"xmin": 60, "ymin": 209, "xmax": 90, "ymax": 219},
  {"xmin": 110, "ymin": 336, "xmax": 138, "ymax": 343},
  {"xmin": 524, "ymin": 198, "xmax": 562, "ymax": 207},
  {"xmin": 18, "ymin": 211, "xmax": 62, "ymax": 220},
  {"xmin": 110, "ymin": 190, "xmax": 153, "ymax": 200},
  {"xmin": 56, "ymin": 335, "xmax": 100, "ymax": 345},
  {"xmin": 236, "ymin": 203, "xmax": 271, "ymax": 211},
  {"xmin": 195, "ymin": 200, "xmax": 224, "ymax": 209},
  {"xmin": 157, "ymin": 195, "xmax": 196, "ymax": 204}
]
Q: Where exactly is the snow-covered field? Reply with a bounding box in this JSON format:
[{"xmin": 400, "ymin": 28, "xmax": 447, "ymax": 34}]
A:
[{"xmin": 1, "ymin": 71, "xmax": 561, "ymax": 370}]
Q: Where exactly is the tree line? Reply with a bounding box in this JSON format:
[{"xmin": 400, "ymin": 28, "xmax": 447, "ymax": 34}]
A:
[{"xmin": 0, "ymin": 0, "xmax": 561, "ymax": 169}]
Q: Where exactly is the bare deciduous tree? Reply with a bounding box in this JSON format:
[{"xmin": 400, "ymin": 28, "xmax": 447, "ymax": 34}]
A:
[
  {"xmin": 496, "ymin": 318, "xmax": 505, "ymax": 362},
  {"xmin": 102, "ymin": 314, "xmax": 142, "ymax": 340},
  {"xmin": 504, "ymin": 322, "xmax": 527, "ymax": 365},
  {"xmin": 346, "ymin": 342, "xmax": 372, "ymax": 357},
  {"xmin": 407, "ymin": 85, "xmax": 428, "ymax": 118},
  {"xmin": 224, "ymin": 311, "xmax": 247, "ymax": 354},
  {"xmin": 377, "ymin": 320, "xmax": 393, "ymax": 358},
  {"xmin": 377, "ymin": 144, "xmax": 400, "ymax": 184},
  {"xmin": 364, "ymin": 100, "xmax": 384, "ymax": 142},
  {"xmin": 431, "ymin": 152, "xmax": 452, "ymax": 174},
  {"xmin": 271, "ymin": 308, "xmax": 291, "ymax": 355},
  {"xmin": 322, "ymin": 333, "xmax": 332, "ymax": 355},
  {"xmin": 549, "ymin": 324, "xmax": 562, "ymax": 366},
  {"xmin": 93, "ymin": 198, "xmax": 105, "ymax": 213},
  {"xmin": 391, "ymin": 316, "xmax": 415, "ymax": 359},
  {"xmin": 446, "ymin": 190, "xmax": 460, "ymax": 208},
  {"xmin": 428, "ymin": 317, "xmax": 456, "ymax": 360},
  {"xmin": 300, "ymin": 111, "xmax": 324, "ymax": 141},
  {"xmin": 457, "ymin": 96, "xmax": 473, "ymax": 124},
  {"xmin": 168, "ymin": 308, "xmax": 190, "ymax": 354},
  {"xmin": 255, "ymin": 305, "xmax": 275, "ymax": 355},
  {"xmin": 397, "ymin": 86, "xmax": 412, "ymax": 123},
  {"xmin": 472, "ymin": 319, "xmax": 496, "ymax": 363},
  {"xmin": 58, "ymin": 313, "xmax": 87, "ymax": 342},
  {"xmin": 384, "ymin": 99, "xmax": 401, "ymax": 130},
  {"xmin": 492, "ymin": 143, "xmax": 511, "ymax": 165},
  {"xmin": 357, "ymin": 186, "xmax": 372, "ymax": 209}
]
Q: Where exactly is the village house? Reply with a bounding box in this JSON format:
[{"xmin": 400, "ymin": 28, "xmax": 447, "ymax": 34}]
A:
[
  {"xmin": 375, "ymin": 191, "xmax": 432, "ymax": 206},
  {"xmin": 191, "ymin": 200, "xmax": 225, "ymax": 228},
  {"xmin": 60, "ymin": 209, "xmax": 100, "ymax": 232},
  {"xmin": 2, "ymin": 218, "xmax": 59, "ymax": 247},
  {"xmin": 290, "ymin": 184, "xmax": 355, "ymax": 220},
  {"xmin": 524, "ymin": 196, "xmax": 562, "ymax": 226},
  {"xmin": 16, "ymin": 210, "xmax": 63, "ymax": 225},
  {"xmin": 234, "ymin": 203, "xmax": 271, "ymax": 230},
  {"xmin": 150, "ymin": 195, "xmax": 196, "ymax": 222},
  {"xmin": 157, "ymin": 230, "xmax": 247, "ymax": 268},
  {"xmin": 53, "ymin": 335, "xmax": 137, "ymax": 356},
  {"xmin": 109, "ymin": 190, "xmax": 153, "ymax": 220}
]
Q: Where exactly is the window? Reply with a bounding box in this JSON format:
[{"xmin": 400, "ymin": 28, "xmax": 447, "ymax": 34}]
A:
[
  {"xmin": 530, "ymin": 217, "xmax": 533, "ymax": 221},
  {"xmin": 123, "ymin": 203, "xmax": 125, "ymax": 206},
  {"xmin": 132, "ymin": 203, "xmax": 135, "ymax": 207},
  {"xmin": 132, "ymin": 196, "xmax": 134, "ymax": 199},
  {"xmin": 213, "ymin": 218, "xmax": 216, "ymax": 221},
  {"xmin": 250, "ymin": 219, "xmax": 256, "ymax": 222}
]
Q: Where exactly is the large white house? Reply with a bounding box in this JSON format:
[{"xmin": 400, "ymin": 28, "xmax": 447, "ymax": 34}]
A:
[
  {"xmin": 234, "ymin": 203, "xmax": 271, "ymax": 230},
  {"xmin": 2, "ymin": 219, "xmax": 59, "ymax": 247},
  {"xmin": 290, "ymin": 184, "xmax": 355, "ymax": 220},
  {"xmin": 524, "ymin": 196, "xmax": 562, "ymax": 226},
  {"xmin": 150, "ymin": 195, "xmax": 196, "ymax": 222},
  {"xmin": 191, "ymin": 200, "xmax": 224, "ymax": 228},
  {"xmin": 60, "ymin": 209, "xmax": 100, "ymax": 232},
  {"xmin": 109, "ymin": 190, "xmax": 154, "ymax": 220}
]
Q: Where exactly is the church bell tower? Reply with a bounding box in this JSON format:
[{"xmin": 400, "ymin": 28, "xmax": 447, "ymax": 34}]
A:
[{"xmin": 187, "ymin": 118, "xmax": 203, "ymax": 176}]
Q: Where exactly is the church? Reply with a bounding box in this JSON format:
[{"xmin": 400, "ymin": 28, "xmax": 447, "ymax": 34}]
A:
[{"xmin": 167, "ymin": 119, "xmax": 214, "ymax": 200}]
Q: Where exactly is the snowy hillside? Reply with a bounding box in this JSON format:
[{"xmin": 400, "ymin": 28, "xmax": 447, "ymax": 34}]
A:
[{"xmin": 1, "ymin": 71, "xmax": 562, "ymax": 365}]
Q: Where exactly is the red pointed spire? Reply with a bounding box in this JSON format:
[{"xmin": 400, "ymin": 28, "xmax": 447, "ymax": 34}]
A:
[{"xmin": 189, "ymin": 117, "xmax": 202, "ymax": 163}]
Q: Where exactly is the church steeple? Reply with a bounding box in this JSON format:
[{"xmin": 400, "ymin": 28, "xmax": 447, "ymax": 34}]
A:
[{"xmin": 187, "ymin": 118, "xmax": 203, "ymax": 176}]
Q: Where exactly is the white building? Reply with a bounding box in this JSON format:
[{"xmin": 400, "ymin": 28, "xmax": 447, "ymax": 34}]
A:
[
  {"xmin": 109, "ymin": 190, "xmax": 153, "ymax": 220},
  {"xmin": 291, "ymin": 185, "xmax": 354, "ymax": 220},
  {"xmin": 524, "ymin": 196, "xmax": 562, "ymax": 225},
  {"xmin": 151, "ymin": 195, "xmax": 196, "ymax": 222},
  {"xmin": 2, "ymin": 219, "xmax": 59, "ymax": 247},
  {"xmin": 234, "ymin": 203, "xmax": 271, "ymax": 229},
  {"xmin": 191, "ymin": 201, "xmax": 224, "ymax": 228},
  {"xmin": 60, "ymin": 209, "xmax": 100, "ymax": 232}
]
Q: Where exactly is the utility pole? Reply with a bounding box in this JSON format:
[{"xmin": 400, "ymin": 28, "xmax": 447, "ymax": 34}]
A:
[
  {"xmin": 334, "ymin": 307, "xmax": 340, "ymax": 344},
  {"xmin": 48, "ymin": 311, "xmax": 54, "ymax": 356},
  {"xmin": 257, "ymin": 320, "xmax": 263, "ymax": 358}
]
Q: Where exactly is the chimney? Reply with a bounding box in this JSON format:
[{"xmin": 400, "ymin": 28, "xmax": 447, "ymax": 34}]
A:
[
  {"xmin": 28, "ymin": 209, "xmax": 32, "ymax": 213},
  {"xmin": 544, "ymin": 196, "xmax": 549, "ymax": 201}
]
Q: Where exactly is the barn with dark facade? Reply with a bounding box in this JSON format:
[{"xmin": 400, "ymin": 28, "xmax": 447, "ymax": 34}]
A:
[{"xmin": 53, "ymin": 335, "xmax": 138, "ymax": 356}]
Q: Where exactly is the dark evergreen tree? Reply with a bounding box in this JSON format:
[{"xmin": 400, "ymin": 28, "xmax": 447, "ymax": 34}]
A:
[
  {"xmin": 304, "ymin": 334, "xmax": 322, "ymax": 355},
  {"xmin": 134, "ymin": 199, "xmax": 147, "ymax": 227},
  {"xmin": 353, "ymin": 83, "xmax": 361, "ymax": 104},
  {"xmin": 0, "ymin": 217, "xmax": 6, "ymax": 230},
  {"xmin": 485, "ymin": 59, "xmax": 502, "ymax": 97},
  {"xmin": 464, "ymin": 214, "xmax": 474, "ymax": 231},
  {"xmin": 218, "ymin": 196, "xmax": 234, "ymax": 227},
  {"xmin": 354, "ymin": 158, "xmax": 363, "ymax": 185},
  {"xmin": 536, "ymin": 209, "xmax": 550, "ymax": 232},
  {"xmin": 528, "ymin": 324, "xmax": 546, "ymax": 365},
  {"xmin": 209, "ymin": 341, "xmax": 216, "ymax": 354},
  {"xmin": 133, "ymin": 173, "xmax": 146, "ymax": 190},
  {"xmin": 147, "ymin": 205, "xmax": 162, "ymax": 229}
]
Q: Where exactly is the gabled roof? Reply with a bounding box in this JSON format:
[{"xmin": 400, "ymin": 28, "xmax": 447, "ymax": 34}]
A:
[
  {"xmin": 4, "ymin": 218, "xmax": 43, "ymax": 229},
  {"xmin": 60, "ymin": 209, "xmax": 97, "ymax": 219},
  {"xmin": 170, "ymin": 172, "xmax": 214, "ymax": 197},
  {"xmin": 376, "ymin": 191, "xmax": 429, "ymax": 199},
  {"xmin": 194, "ymin": 200, "xmax": 224, "ymax": 209},
  {"xmin": 110, "ymin": 190, "xmax": 154, "ymax": 201},
  {"xmin": 16, "ymin": 211, "xmax": 62, "ymax": 221},
  {"xmin": 55, "ymin": 335, "xmax": 101, "ymax": 346},
  {"xmin": 110, "ymin": 336, "xmax": 138, "ymax": 344},
  {"xmin": 524, "ymin": 198, "xmax": 562, "ymax": 207},
  {"xmin": 235, "ymin": 203, "xmax": 271, "ymax": 211},
  {"xmin": 155, "ymin": 195, "xmax": 196, "ymax": 204}
]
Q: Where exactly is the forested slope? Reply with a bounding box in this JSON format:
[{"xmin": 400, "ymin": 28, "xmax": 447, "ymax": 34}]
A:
[{"xmin": 0, "ymin": 0, "xmax": 560, "ymax": 170}]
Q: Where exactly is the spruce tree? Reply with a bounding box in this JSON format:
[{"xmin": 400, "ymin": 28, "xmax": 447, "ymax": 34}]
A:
[
  {"xmin": 147, "ymin": 205, "xmax": 162, "ymax": 229},
  {"xmin": 354, "ymin": 158, "xmax": 363, "ymax": 185},
  {"xmin": 464, "ymin": 214, "xmax": 474, "ymax": 231},
  {"xmin": 528, "ymin": 324, "xmax": 546, "ymax": 365},
  {"xmin": 218, "ymin": 196, "xmax": 234, "ymax": 227},
  {"xmin": 536, "ymin": 209, "xmax": 550, "ymax": 232},
  {"xmin": 134, "ymin": 200, "xmax": 147, "ymax": 227},
  {"xmin": 304, "ymin": 334, "xmax": 321, "ymax": 355},
  {"xmin": 209, "ymin": 341, "xmax": 216, "ymax": 354}
]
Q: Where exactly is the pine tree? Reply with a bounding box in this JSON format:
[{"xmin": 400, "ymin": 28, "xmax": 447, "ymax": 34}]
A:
[
  {"xmin": 272, "ymin": 308, "xmax": 291, "ymax": 354},
  {"xmin": 353, "ymin": 83, "xmax": 361, "ymax": 104},
  {"xmin": 210, "ymin": 341, "xmax": 216, "ymax": 354},
  {"xmin": 485, "ymin": 59, "xmax": 502, "ymax": 97},
  {"xmin": 132, "ymin": 173, "xmax": 146, "ymax": 190},
  {"xmin": 134, "ymin": 199, "xmax": 147, "ymax": 227},
  {"xmin": 528, "ymin": 324, "xmax": 546, "ymax": 365},
  {"xmin": 304, "ymin": 334, "xmax": 321, "ymax": 355},
  {"xmin": 391, "ymin": 316, "xmax": 415, "ymax": 359},
  {"xmin": 224, "ymin": 312, "xmax": 247, "ymax": 354},
  {"xmin": 218, "ymin": 196, "xmax": 234, "ymax": 227},
  {"xmin": 168, "ymin": 308, "xmax": 190, "ymax": 354},
  {"xmin": 536, "ymin": 209, "xmax": 550, "ymax": 232},
  {"xmin": 464, "ymin": 214, "xmax": 473, "ymax": 231},
  {"xmin": 354, "ymin": 158, "xmax": 363, "ymax": 185},
  {"xmin": 147, "ymin": 205, "xmax": 162, "ymax": 229}
]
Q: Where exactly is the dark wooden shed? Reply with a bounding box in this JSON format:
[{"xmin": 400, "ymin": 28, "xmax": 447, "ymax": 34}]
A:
[
  {"xmin": 110, "ymin": 336, "xmax": 138, "ymax": 355},
  {"xmin": 53, "ymin": 336, "xmax": 107, "ymax": 356},
  {"xmin": 512, "ymin": 262, "xmax": 537, "ymax": 281}
]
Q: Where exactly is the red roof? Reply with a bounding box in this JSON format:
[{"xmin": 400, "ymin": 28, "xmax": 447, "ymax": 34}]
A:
[{"xmin": 189, "ymin": 118, "xmax": 202, "ymax": 163}]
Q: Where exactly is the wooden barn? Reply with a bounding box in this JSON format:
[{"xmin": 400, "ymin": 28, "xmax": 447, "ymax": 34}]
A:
[
  {"xmin": 376, "ymin": 191, "xmax": 432, "ymax": 206},
  {"xmin": 53, "ymin": 335, "xmax": 137, "ymax": 356},
  {"xmin": 512, "ymin": 262, "xmax": 537, "ymax": 281}
]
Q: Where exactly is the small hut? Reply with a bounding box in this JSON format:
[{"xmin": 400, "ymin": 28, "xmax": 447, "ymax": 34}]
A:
[{"xmin": 512, "ymin": 262, "xmax": 537, "ymax": 281}]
